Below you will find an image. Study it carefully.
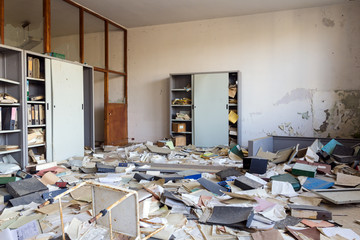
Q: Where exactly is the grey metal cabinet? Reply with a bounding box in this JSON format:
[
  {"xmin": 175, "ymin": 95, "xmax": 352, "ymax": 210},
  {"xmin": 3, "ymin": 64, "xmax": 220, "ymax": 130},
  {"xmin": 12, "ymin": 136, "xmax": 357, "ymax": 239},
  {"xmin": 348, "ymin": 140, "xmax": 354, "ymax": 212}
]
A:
[
  {"xmin": 170, "ymin": 71, "xmax": 241, "ymax": 148},
  {"xmin": 0, "ymin": 44, "xmax": 24, "ymax": 168},
  {"xmin": 51, "ymin": 59, "xmax": 85, "ymax": 161},
  {"xmin": 193, "ymin": 73, "xmax": 229, "ymax": 147},
  {"xmin": 24, "ymin": 51, "xmax": 95, "ymax": 166}
]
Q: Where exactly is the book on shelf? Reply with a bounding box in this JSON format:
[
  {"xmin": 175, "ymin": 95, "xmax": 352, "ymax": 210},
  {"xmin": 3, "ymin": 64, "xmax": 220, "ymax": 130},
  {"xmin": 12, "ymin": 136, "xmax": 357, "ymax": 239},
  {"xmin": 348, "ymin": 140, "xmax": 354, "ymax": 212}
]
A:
[
  {"xmin": 0, "ymin": 145, "xmax": 19, "ymax": 151},
  {"xmin": 39, "ymin": 105, "xmax": 45, "ymax": 124},
  {"xmin": 2, "ymin": 107, "xmax": 17, "ymax": 130},
  {"xmin": 30, "ymin": 95, "xmax": 45, "ymax": 101},
  {"xmin": 34, "ymin": 105, "xmax": 39, "ymax": 125},
  {"xmin": 26, "ymin": 80, "xmax": 29, "ymax": 101},
  {"xmin": 33, "ymin": 58, "xmax": 40, "ymax": 79},
  {"xmin": 0, "ymin": 107, "xmax": 1, "ymax": 131},
  {"xmin": 27, "ymin": 56, "xmax": 33, "ymax": 77},
  {"xmin": 27, "ymin": 104, "xmax": 32, "ymax": 125},
  {"xmin": 14, "ymin": 108, "xmax": 18, "ymax": 129},
  {"xmin": 28, "ymin": 56, "xmax": 42, "ymax": 79},
  {"xmin": 0, "ymin": 93, "xmax": 18, "ymax": 104},
  {"xmin": 31, "ymin": 105, "xmax": 35, "ymax": 125}
]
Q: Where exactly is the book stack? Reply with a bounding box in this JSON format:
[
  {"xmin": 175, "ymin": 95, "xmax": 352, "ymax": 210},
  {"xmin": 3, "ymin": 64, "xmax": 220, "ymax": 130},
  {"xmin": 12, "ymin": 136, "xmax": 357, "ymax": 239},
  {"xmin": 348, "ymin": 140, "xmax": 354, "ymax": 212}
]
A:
[
  {"xmin": 1, "ymin": 107, "xmax": 18, "ymax": 130},
  {"xmin": 27, "ymin": 104, "xmax": 45, "ymax": 126},
  {"xmin": 27, "ymin": 57, "xmax": 42, "ymax": 79}
]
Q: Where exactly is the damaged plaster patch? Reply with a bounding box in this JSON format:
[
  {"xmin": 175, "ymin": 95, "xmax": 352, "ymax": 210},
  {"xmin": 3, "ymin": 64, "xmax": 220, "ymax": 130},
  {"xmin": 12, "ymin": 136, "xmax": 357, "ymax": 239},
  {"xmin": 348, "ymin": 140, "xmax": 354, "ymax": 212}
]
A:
[
  {"xmin": 322, "ymin": 17, "xmax": 335, "ymax": 27},
  {"xmin": 297, "ymin": 111, "xmax": 310, "ymax": 120},
  {"xmin": 278, "ymin": 122, "xmax": 300, "ymax": 136},
  {"xmin": 313, "ymin": 90, "xmax": 360, "ymax": 138},
  {"xmin": 315, "ymin": 109, "xmax": 330, "ymax": 133},
  {"xmin": 274, "ymin": 88, "xmax": 313, "ymax": 106}
]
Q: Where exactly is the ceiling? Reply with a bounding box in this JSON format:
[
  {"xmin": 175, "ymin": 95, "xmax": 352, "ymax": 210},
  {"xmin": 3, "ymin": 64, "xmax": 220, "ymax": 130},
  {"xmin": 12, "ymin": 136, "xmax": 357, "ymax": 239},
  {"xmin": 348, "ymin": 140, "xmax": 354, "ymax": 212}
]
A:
[{"xmin": 72, "ymin": 0, "xmax": 352, "ymax": 28}]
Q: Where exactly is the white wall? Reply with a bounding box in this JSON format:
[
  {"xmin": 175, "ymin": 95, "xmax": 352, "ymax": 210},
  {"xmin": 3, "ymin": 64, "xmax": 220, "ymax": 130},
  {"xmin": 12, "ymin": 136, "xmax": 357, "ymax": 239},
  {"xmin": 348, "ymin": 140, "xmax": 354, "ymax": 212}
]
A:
[{"xmin": 128, "ymin": 2, "xmax": 360, "ymax": 146}]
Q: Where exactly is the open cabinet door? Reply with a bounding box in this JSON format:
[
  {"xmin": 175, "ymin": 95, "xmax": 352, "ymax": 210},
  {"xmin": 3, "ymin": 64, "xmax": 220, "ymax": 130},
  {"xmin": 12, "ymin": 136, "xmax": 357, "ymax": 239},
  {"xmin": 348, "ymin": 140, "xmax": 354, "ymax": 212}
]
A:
[{"xmin": 105, "ymin": 73, "xmax": 128, "ymax": 145}]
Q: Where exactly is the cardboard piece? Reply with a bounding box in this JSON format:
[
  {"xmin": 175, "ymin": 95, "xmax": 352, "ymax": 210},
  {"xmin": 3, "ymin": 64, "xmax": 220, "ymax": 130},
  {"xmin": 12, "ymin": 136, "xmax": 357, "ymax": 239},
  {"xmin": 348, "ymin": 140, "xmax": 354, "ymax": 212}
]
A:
[
  {"xmin": 6, "ymin": 177, "xmax": 48, "ymax": 198},
  {"xmin": 301, "ymin": 219, "xmax": 334, "ymax": 228},
  {"xmin": 287, "ymin": 227, "xmax": 321, "ymax": 240},
  {"xmin": 311, "ymin": 188, "xmax": 360, "ymax": 204},
  {"xmin": 288, "ymin": 204, "xmax": 332, "ymax": 220},
  {"xmin": 40, "ymin": 172, "xmax": 60, "ymax": 185},
  {"xmin": 172, "ymin": 123, "xmax": 186, "ymax": 133},
  {"xmin": 173, "ymin": 136, "xmax": 186, "ymax": 147},
  {"xmin": 335, "ymin": 173, "xmax": 360, "ymax": 187},
  {"xmin": 146, "ymin": 144, "xmax": 172, "ymax": 154},
  {"xmin": 251, "ymin": 229, "xmax": 284, "ymax": 240}
]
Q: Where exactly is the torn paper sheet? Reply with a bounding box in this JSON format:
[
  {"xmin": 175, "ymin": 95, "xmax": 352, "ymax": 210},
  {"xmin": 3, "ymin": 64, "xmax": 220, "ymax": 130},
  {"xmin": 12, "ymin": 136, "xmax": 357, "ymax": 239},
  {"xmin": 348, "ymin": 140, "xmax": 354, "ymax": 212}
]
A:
[{"xmin": 271, "ymin": 181, "xmax": 298, "ymax": 198}]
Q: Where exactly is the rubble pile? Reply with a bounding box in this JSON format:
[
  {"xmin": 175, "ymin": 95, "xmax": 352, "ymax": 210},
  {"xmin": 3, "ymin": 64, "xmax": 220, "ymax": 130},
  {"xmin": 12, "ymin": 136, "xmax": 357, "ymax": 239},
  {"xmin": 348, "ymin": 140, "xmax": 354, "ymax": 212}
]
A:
[{"xmin": 0, "ymin": 138, "xmax": 359, "ymax": 240}]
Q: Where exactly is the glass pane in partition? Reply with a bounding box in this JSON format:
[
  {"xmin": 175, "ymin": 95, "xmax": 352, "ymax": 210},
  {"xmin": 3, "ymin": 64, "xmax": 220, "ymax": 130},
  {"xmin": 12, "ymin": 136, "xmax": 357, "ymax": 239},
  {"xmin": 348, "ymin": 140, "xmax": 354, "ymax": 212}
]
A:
[
  {"xmin": 109, "ymin": 24, "xmax": 125, "ymax": 73},
  {"xmin": 84, "ymin": 12, "xmax": 105, "ymax": 68},
  {"xmin": 108, "ymin": 73, "xmax": 125, "ymax": 103},
  {"xmin": 4, "ymin": 0, "xmax": 43, "ymax": 53},
  {"xmin": 51, "ymin": 0, "xmax": 80, "ymax": 62},
  {"xmin": 94, "ymin": 71, "xmax": 105, "ymax": 142}
]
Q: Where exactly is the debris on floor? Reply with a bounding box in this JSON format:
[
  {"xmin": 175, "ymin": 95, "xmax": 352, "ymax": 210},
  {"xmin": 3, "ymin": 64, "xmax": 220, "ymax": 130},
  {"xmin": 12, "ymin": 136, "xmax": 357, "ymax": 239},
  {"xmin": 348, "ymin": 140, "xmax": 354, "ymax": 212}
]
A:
[{"xmin": 0, "ymin": 138, "xmax": 360, "ymax": 239}]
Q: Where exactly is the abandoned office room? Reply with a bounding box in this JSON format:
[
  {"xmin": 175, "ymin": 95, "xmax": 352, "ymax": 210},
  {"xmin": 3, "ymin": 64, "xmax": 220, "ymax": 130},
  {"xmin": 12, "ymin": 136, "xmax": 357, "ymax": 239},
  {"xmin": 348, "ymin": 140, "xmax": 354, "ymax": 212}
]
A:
[{"xmin": 0, "ymin": 0, "xmax": 360, "ymax": 239}]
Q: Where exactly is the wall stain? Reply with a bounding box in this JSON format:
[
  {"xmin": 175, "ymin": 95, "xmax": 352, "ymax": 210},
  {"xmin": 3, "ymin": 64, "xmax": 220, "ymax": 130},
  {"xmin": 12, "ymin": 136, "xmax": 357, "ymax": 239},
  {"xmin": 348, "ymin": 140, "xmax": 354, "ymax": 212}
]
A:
[
  {"xmin": 322, "ymin": 18, "xmax": 335, "ymax": 27},
  {"xmin": 274, "ymin": 88, "xmax": 313, "ymax": 106}
]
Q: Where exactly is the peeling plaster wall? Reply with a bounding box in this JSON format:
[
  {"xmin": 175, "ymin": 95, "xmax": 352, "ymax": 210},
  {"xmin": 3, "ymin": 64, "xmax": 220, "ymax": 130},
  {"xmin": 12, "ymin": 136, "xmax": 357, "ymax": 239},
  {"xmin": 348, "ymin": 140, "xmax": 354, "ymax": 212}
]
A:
[{"xmin": 128, "ymin": 2, "xmax": 360, "ymax": 146}]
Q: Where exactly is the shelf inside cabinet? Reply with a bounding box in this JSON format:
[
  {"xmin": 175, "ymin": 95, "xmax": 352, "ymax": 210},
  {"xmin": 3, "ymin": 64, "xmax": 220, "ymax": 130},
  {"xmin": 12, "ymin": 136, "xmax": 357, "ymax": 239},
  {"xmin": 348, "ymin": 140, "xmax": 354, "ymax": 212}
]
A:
[
  {"xmin": 171, "ymin": 119, "xmax": 192, "ymax": 122},
  {"xmin": 0, "ymin": 149, "xmax": 21, "ymax": 155},
  {"xmin": 171, "ymin": 89, "xmax": 191, "ymax": 92},
  {"xmin": 0, "ymin": 129, "xmax": 21, "ymax": 134},
  {"xmin": 27, "ymin": 77, "xmax": 45, "ymax": 82},
  {"xmin": 28, "ymin": 143, "xmax": 45, "ymax": 148},
  {"xmin": 27, "ymin": 101, "xmax": 45, "ymax": 104},
  {"xmin": 28, "ymin": 124, "xmax": 46, "ymax": 128},
  {"xmin": 0, "ymin": 77, "xmax": 20, "ymax": 85},
  {"xmin": 171, "ymin": 131, "xmax": 192, "ymax": 134},
  {"xmin": 0, "ymin": 103, "xmax": 20, "ymax": 106},
  {"xmin": 171, "ymin": 105, "xmax": 192, "ymax": 107}
]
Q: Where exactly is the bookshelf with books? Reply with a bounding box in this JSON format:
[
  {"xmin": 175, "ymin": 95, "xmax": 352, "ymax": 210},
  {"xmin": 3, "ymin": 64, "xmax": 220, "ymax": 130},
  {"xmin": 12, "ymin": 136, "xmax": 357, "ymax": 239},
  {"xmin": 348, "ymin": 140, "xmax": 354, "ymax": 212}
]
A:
[
  {"xmin": 25, "ymin": 52, "xmax": 50, "ymax": 165},
  {"xmin": 0, "ymin": 45, "xmax": 25, "ymax": 167}
]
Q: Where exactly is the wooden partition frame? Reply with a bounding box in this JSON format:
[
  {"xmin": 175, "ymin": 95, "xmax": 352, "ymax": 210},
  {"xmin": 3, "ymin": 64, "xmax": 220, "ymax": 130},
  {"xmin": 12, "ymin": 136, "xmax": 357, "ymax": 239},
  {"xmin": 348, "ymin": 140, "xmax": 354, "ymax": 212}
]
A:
[{"xmin": 0, "ymin": 0, "xmax": 128, "ymax": 145}]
